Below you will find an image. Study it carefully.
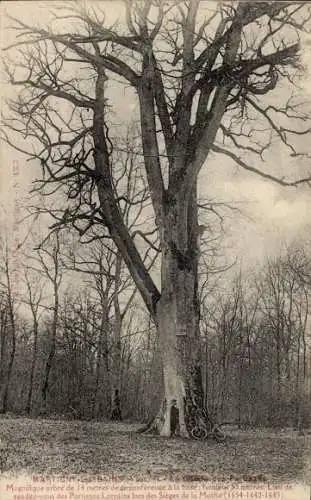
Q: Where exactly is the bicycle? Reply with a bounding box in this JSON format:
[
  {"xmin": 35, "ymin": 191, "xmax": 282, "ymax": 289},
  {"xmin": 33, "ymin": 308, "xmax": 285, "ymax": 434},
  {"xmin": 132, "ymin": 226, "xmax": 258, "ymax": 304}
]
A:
[{"xmin": 189, "ymin": 406, "xmax": 226, "ymax": 442}]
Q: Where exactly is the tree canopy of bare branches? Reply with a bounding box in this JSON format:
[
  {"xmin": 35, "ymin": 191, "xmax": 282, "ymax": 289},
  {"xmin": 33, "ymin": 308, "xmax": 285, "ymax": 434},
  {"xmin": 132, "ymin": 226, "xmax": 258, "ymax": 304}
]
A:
[{"xmin": 2, "ymin": 1, "xmax": 311, "ymax": 437}]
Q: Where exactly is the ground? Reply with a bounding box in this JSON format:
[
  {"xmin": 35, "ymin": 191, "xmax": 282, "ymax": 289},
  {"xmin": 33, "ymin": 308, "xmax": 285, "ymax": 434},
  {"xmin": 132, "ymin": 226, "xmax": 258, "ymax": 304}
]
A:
[{"xmin": 0, "ymin": 417, "xmax": 309, "ymax": 483}]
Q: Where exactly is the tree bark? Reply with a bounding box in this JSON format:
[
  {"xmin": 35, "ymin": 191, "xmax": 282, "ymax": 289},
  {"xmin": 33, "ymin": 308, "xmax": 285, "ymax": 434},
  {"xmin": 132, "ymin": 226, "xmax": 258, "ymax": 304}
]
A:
[
  {"xmin": 41, "ymin": 327, "xmax": 56, "ymax": 402},
  {"xmin": 142, "ymin": 188, "xmax": 210, "ymax": 438},
  {"xmin": 93, "ymin": 312, "xmax": 110, "ymax": 419},
  {"xmin": 42, "ymin": 284, "xmax": 59, "ymax": 403},
  {"xmin": 25, "ymin": 319, "xmax": 38, "ymax": 415},
  {"xmin": 1, "ymin": 322, "xmax": 16, "ymax": 414},
  {"xmin": 40, "ymin": 236, "xmax": 61, "ymax": 406},
  {"xmin": 0, "ymin": 307, "xmax": 8, "ymax": 409},
  {"xmin": 110, "ymin": 253, "xmax": 123, "ymax": 421},
  {"xmin": 1, "ymin": 257, "xmax": 16, "ymax": 414}
]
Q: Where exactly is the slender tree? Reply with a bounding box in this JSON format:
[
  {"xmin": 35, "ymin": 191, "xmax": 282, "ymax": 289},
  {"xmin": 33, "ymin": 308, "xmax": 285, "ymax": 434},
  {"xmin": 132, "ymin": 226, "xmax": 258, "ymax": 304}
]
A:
[
  {"xmin": 27, "ymin": 231, "xmax": 63, "ymax": 405},
  {"xmin": 3, "ymin": 1, "xmax": 311, "ymax": 436},
  {"xmin": 0, "ymin": 292, "xmax": 9, "ymax": 396},
  {"xmin": 23, "ymin": 270, "xmax": 44, "ymax": 415},
  {"xmin": 0, "ymin": 242, "xmax": 17, "ymax": 413}
]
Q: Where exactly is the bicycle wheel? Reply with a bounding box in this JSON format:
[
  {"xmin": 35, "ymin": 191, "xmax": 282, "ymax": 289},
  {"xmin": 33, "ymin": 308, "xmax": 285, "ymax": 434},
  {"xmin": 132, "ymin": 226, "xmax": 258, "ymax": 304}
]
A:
[
  {"xmin": 191, "ymin": 426, "xmax": 208, "ymax": 440},
  {"xmin": 212, "ymin": 426, "xmax": 226, "ymax": 443}
]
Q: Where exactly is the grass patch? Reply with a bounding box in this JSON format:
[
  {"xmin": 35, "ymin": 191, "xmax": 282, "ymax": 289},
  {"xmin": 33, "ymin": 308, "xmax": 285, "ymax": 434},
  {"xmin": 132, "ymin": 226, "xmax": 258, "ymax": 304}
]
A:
[{"xmin": 0, "ymin": 417, "xmax": 309, "ymax": 482}]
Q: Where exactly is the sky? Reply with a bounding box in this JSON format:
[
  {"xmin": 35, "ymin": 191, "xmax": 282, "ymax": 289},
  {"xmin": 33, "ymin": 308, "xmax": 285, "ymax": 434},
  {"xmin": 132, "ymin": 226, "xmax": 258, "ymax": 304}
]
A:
[{"xmin": 0, "ymin": 0, "xmax": 311, "ymax": 280}]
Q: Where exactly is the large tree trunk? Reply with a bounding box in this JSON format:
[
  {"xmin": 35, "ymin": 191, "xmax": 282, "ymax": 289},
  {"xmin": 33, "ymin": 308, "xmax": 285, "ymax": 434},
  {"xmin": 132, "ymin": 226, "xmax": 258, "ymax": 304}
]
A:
[{"xmin": 143, "ymin": 188, "xmax": 210, "ymax": 438}]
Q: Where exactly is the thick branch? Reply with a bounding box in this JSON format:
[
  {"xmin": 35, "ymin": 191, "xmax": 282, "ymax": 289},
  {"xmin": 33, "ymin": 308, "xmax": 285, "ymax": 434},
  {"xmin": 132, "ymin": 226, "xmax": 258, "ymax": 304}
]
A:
[
  {"xmin": 93, "ymin": 69, "xmax": 160, "ymax": 319},
  {"xmin": 138, "ymin": 53, "xmax": 165, "ymax": 224},
  {"xmin": 171, "ymin": 0, "xmax": 199, "ymax": 172},
  {"xmin": 152, "ymin": 57, "xmax": 173, "ymax": 158},
  {"xmin": 180, "ymin": 4, "xmax": 246, "ymax": 195}
]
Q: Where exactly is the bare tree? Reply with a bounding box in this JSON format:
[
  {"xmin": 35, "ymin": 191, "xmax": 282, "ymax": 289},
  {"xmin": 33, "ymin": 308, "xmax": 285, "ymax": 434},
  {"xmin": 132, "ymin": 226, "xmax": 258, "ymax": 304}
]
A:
[
  {"xmin": 0, "ymin": 292, "xmax": 8, "ymax": 395},
  {"xmin": 68, "ymin": 239, "xmax": 141, "ymax": 420},
  {"xmin": 56, "ymin": 288, "xmax": 99, "ymax": 418},
  {"xmin": 3, "ymin": 1, "xmax": 311, "ymax": 436},
  {"xmin": 22, "ymin": 269, "xmax": 44, "ymax": 415},
  {"xmin": 0, "ymin": 241, "xmax": 17, "ymax": 413},
  {"xmin": 27, "ymin": 231, "xmax": 63, "ymax": 406},
  {"xmin": 63, "ymin": 141, "xmax": 157, "ymax": 420},
  {"xmin": 257, "ymin": 247, "xmax": 311, "ymax": 427}
]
